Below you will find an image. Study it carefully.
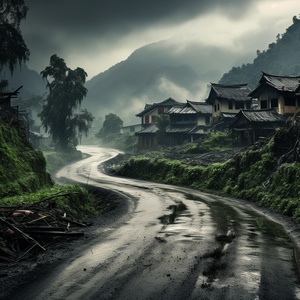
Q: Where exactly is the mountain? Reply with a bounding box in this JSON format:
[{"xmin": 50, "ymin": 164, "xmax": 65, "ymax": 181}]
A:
[
  {"xmin": 84, "ymin": 39, "xmax": 251, "ymax": 125},
  {"xmin": 219, "ymin": 17, "xmax": 300, "ymax": 89},
  {"xmin": 1, "ymin": 64, "xmax": 46, "ymax": 100},
  {"xmin": 5, "ymin": 17, "xmax": 300, "ymax": 126}
]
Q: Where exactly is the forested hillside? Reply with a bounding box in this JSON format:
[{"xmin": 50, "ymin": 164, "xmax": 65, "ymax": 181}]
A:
[{"xmin": 219, "ymin": 16, "xmax": 300, "ymax": 88}]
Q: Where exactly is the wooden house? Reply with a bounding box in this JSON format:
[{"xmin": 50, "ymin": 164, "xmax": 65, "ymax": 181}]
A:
[
  {"xmin": 248, "ymin": 72, "xmax": 300, "ymax": 116},
  {"xmin": 230, "ymin": 109, "xmax": 286, "ymax": 145},
  {"xmin": 135, "ymin": 97, "xmax": 183, "ymax": 149},
  {"xmin": 136, "ymin": 97, "xmax": 180, "ymax": 126},
  {"xmin": 206, "ymin": 83, "xmax": 252, "ymax": 127},
  {"xmin": 166, "ymin": 100, "xmax": 212, "ymax": 144}
]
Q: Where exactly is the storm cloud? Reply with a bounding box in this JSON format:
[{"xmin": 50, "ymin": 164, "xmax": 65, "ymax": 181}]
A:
[{"xmin": 22, "ymin": 0, "xmax": 298, "ymax": 77}]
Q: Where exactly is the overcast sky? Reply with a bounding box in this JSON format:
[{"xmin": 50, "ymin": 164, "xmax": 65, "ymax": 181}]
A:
[{"xmin": 22, "ymin": 0, "xmax": 300, "ymax": 79}]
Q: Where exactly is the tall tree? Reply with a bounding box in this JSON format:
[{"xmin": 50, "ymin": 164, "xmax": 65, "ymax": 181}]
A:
[
  {"xmin": 39, "ymin": 54, "xmax": 93, "ymax": 150},
  {"xmin": 96, "ymin": 113, "xmax": 123, "ymax": 141},
  {"xmin": 0, "ymin": 0, "xmax": 30, "ymax": 89}
]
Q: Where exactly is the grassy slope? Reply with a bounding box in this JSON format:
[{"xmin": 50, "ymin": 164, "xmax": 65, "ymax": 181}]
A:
[
  {"xmin": 0, "ymin": 121, "xmax": 101, "ymax": 222},
  {"xmin": 116, "ymin": 131, "xmax": 300, "ymax": 222},
  {"xmin": 0, "ymin": 120, "xmax": 53, "ymax": 197}
]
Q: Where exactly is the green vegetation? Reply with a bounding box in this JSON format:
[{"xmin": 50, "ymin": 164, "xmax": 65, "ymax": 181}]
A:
[
  {"xmin": 116, "ymin": 129, "xmax": 300, "ymax": 222},
  {"xmin": 0, "ymin": 2, "xmax": 99, "ymax": 227},
  {"xmin": 96, "ymin": 113, "xmax": 123, "ymax": 142},
  {"xmin": 183, "ymin": 131, "xmax": 233, "ymax": 153},
  {"xmin": 39, "ymin": 54, "xmax": 94, "ymax": 150},
  {"xmin": 96, "ymin": 113, "xmax": 138, "ymax": 152},
  {"xmin": 1, "ymin": 185, "xmax": 99, "ymax": 222},
  {"xmin": 220, "ymin": 16, "xmax": 300, "ymax": 88},
  {"xmin": 0, "ymin": 120, "xmax": 53, "ymax": 197},
  {"xmin": 0, "ymin": 120, "xmax": 99, "ymax": 223},
  {"xmin": 0, "ymin": 0, "xmax": 29, "ymax": 90}
]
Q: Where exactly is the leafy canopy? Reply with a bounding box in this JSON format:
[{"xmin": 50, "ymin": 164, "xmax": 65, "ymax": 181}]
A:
[
  {"xmin": 39, "ymin": 55, "xmax": 94, "ymax": 150},
  {"xmin": 0, "ymin": 0, "xmax": 29, "ymax": 73},
  {"xmin": 96, "ymin": 113, "xmax": 123, "ymax": 140},
  {"xmin": 0, "ymin": 0, "xmax": 29, "ymax": 90}
]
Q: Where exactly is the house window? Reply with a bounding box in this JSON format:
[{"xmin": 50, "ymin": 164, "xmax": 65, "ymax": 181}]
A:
[
  {"xmin": 235, "ymin": 102, "xmax": 244, "ymax": 109},
  {"xmin": 145, "ymin": 115, "xmax": 149, "ymax": 124},
  {"xmin": 152, "ymin": 115, "xmax": 156, "ymax": 124},
  {"xmin": 158, "ymin": 107, "xmax": 164, "ymax": 114},
  {"xmin": 228, "ymin": 101, "xmax": 233, "ymax": 109},
  {"xmin": 214, "ymin": 104, "xmax": 217, "ymax": 112},
  {"xmin": 285, "ymin": 97, "xmax": 296, "ymax": 106},
  {"xmin": 246, "ymin": 102, "xmax": 251, "ymax": 109},
  {"xmin": 261, "ymin": 100, "xmax": 267, "ymax": 109},
  {"xmin": 271, "ymin": 98, "xmax": 278, "ymax": 108}
]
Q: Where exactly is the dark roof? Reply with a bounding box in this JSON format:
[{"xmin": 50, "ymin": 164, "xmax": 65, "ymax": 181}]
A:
[
  {"xmin": 206, "ymin": 83, "xmax": 252, "ymax": 104},
  {"xmin": 166, "ymin": 125, "xmax": 195, "ymax": 133},
  {"xmin": 189, "ymin": 125, "xmax": 210, "ymax": 134},
  {"xmin": 136, "ymin": 97, "xmax": 182, "ymax": 117},
  {"xmin": 167, "ymin": 100, "xmax": 212, "ymax": 114},
  {"xmin": 166, "ymin": 124, "xmax": 209, "ymax": 135},
  {"xmin": 249, "ymin": 72, "xmax": 300, "ymax": 97},
  {"xmin": 186, "ymin": 100, "xmax": 212, "ymax": 114},
  {"xmin": 230, "ymin": 109, "xmax": 286, "ymax": 127},
  {"xmin": 135, "ymin": 124, "xmax": 158, "ymax": 134}
]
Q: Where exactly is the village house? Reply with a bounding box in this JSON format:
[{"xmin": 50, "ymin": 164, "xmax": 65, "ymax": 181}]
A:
[
  {"xmin": 248, "ymin": 72, "xmax": 300, "ymax": 116},
  {"xmin": 166, "ymin": 100, "xmax": 212, "ymax": 145},
  {"xmin": 206, "ymin": 83, "xmax": 253, "ymax": 128},
  {"xmin": 135, "ymin": 98, "xmax": 212, "ymax": 150},
  {"xmin": 135, "ymin": 97, "xmax": 183, "ymax": 149},
  {"xmin": 230, "ymin": 108, "xmax": 286, "ymax": 145}
]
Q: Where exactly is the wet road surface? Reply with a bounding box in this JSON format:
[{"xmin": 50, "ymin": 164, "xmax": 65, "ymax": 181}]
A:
[{"xmin": 14, "ymin": 146, "xmax": 300, "ymax": 299}]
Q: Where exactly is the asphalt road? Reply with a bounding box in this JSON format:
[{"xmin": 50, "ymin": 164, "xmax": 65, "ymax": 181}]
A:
[{"xmin": 13, "ymin": 146, "xmax": 300, "ymax": 299}]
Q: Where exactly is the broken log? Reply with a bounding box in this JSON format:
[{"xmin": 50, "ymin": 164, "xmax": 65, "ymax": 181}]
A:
[{"xmin": 0, "ymin": 217, "xmax": 46, "ymax": 251}]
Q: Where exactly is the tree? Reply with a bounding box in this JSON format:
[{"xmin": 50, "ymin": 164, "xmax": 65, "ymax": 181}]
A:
[
  {"xmin": 39, "ymin": 54, "xmax": 94, "ymax": 150},
  {"xmin": 96, "ymin": 113, "xmax": 123, "ymax": 141},
  {"xmin": 0, "ymin": 0, "xmax": 30, "ymax": 89}
]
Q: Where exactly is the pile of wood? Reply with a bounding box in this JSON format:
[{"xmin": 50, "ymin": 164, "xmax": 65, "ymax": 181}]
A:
[{"xmin": 0, "ymin": 201, "xmax": 87, "ymax": 266}]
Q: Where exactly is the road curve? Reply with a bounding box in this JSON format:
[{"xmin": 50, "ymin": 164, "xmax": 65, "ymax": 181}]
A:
[{"xmin": 14, "ymin": 146, "xmax": 300, "ymax": 299}]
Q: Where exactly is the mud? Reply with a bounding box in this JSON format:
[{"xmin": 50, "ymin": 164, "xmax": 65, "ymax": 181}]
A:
[{"xmin": 0, "ymin": 187, "xmax": 134, "ymax": 300}]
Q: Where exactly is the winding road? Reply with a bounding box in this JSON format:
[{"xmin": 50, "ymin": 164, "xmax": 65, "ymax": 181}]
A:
[{"xmin": 13, "ymin": 146, "xmax": 300, "ymax": 299}]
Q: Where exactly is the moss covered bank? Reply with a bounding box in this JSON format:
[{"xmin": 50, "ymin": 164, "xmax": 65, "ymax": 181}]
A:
[{"xmin": 116, "ymin": 130, "xmax": 300, "ymax": 223}]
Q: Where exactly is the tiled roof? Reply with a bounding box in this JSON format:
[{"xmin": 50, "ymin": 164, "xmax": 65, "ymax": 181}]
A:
[
  {"xmin": 167, "ymin": 100, "xmax": 212, "ymax": 114},
  {"xmin": 166, "ymin": 125, "xmax": 194, "ymax": 133},
  {"xmin": 249, "ymin": 72, "xmax": 300, "ymax": 97},
  {"xmin": 136, "ymin": 97, "xmax": 182, "ymax": 117},
  {"xmin": 231, "ymin": 109, "xmax": 286, "ymax": 126},
  {"xmin": 135, "ymin": 124, "xmax": 158, "ymax": 134},
  {"xmin": 187, "ymin": 100, "xmax": 212, "ymax": 114},
  {"xmin": 207, "ymin": 83, "xmax": 252, "ymax": 104},
  {"xmin": 189, "ymin": 125, "xmax": 210, "ymax": 134}
]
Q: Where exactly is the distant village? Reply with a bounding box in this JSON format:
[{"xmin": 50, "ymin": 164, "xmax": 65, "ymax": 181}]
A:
[
  {"xmin": 122, "ymin": 72, "xmax": 299, "ymax": 150},
  {"xmin": 1, "ymin": 71, "xmax": 299, "ymax": 151}
]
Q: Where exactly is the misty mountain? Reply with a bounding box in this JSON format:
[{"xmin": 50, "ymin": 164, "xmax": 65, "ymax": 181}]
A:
[
  {"xmin": 5, "ymin": 17, "xmax": 300, "ymax": 127},
  {"xmin": 1, "ymin": 65, "xmax": 46, "ymax": 100},
  {"xmin": 219, "ymin": 17, "xmax": 300, "ymax": 89},
  {"xmin": 84, "ymin": 39, "xmax": 251, "ymax": 124}
]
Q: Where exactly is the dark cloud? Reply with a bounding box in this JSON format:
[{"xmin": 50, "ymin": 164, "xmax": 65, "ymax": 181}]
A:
[
  {"xmin": 25, "ymin": 0, "xmax": 255, "ymax": 34},
  {"xmin": 21, "ymin": 0, "xmax": 257, "ymax": 74}
]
